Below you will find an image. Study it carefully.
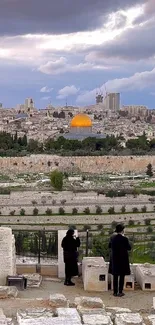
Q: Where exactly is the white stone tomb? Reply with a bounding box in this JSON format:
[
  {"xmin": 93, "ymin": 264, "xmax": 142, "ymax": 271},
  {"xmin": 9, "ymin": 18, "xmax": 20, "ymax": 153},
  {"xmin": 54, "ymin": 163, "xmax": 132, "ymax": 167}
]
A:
[{"xmin": 0, "ymin": 227, "xmax": 16, "ymax": 285}]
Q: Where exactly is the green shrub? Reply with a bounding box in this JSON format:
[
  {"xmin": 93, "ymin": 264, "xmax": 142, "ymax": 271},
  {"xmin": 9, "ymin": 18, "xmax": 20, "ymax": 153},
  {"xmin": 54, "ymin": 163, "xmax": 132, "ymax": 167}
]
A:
[
  {"xmin": 145, "ymin": 218, "xmax": 151, "ymax": 226},
  {"xmin": 72, "ymin": 208, "xmax": 78, "ymax": 215},
  {"xmin": 96, "ymin": 206, "xmax": 102, "ymax": 214},
  {"xmin": 132, "ymin": 207, "xmax": 139, "ymax": 213},
  {"xmin": 10, "ymin": 210, "xmax": 15, "ymax": 216},
  {"xmin": 128, "ymin": 220, "xmax": 134, "ymax": 226},
  {"xmin": 20, "ymin": 209, "xmax": 25, "ymax": 216},
  {"xmin": 50, "ymin": 170, "xmax": 63, "ymax": 190},
  {"xmin": 45, "ymin": 208, "xmax": 52, "ymax": 215},
  {"xmin": 83, "ymin": 225, "xmax": 91, "ymax": 231},
  {"xmin": 141, "ymin": 206, "xmax": 147, "ymax": 213},
  {"xmin": 83, "ymin": 207, "xmax": 90, "ymax": 214},
  {"xmin": 59, "ymin": 207, "xmax": 65, "ymax": 215},
  {"xmin": 147, "ymin": 225, "xmax": 153, "ymax": 233},
  {"xmin": 121, "ymin": 206, "xmax": 126, "ymax": 213},
  {"xmin": 33, "ymin": 208, "xmax": 39, "ymax": 216},
  {"xmin": 108, "ymin": 207, "xmax": 115, "ymax": 214}
]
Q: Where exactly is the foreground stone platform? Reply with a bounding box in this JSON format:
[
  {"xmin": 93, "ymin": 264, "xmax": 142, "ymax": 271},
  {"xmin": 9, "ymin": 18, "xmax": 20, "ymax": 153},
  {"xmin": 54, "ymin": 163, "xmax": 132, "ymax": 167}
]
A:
[{"xmin": 1, "ymin": 294, "xmax": 155, "ymax": 324}]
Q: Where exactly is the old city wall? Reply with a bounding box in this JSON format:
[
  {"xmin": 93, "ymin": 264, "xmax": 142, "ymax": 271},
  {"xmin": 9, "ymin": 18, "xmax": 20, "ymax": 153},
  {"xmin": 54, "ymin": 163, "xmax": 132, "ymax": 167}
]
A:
[{"xmin": 0, "ymin": 154, "xmax": 155, "ymax": 174}]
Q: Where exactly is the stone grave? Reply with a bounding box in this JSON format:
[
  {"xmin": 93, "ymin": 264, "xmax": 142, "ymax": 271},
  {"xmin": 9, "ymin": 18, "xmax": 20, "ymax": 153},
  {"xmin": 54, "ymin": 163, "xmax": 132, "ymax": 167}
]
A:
[
  {"xmin": 82, "ymin": 257, "xmax": 108, "ymax": 292},
  {"xmin": 0, "ymin": 227, "xmax": 16, "ymax": 285},
  {"xmin": 136, "ymin": 263, "xmax": 155, "ymax": 290},
  {"xmin": 110, "ymin": 272, "xmax": 135, "ymax": 291}
]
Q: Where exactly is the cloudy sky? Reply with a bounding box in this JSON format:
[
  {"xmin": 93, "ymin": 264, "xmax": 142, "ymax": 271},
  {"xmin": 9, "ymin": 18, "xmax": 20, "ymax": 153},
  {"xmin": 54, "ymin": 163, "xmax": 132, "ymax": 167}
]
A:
[{"xmin": 0, "ymin": 0, "xmax": 155, "ymax": 108}]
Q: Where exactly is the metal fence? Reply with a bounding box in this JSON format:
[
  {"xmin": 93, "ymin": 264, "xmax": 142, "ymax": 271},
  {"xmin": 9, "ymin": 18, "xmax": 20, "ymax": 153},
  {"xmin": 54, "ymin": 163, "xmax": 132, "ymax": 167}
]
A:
[
  {"xmin": 13, "ymin": 230, "xmax": 58, "ymax": 263},
  {"xmin": 13, "ymin": 229, "xmax": 155, "ymax": 265}
]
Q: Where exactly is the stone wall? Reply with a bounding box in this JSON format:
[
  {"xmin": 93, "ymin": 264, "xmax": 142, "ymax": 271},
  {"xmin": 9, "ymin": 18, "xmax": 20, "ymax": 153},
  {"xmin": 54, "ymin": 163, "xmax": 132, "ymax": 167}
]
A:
[{"xmin": 0, "ymin": 154, "xmax": 155, "ymax": 174}]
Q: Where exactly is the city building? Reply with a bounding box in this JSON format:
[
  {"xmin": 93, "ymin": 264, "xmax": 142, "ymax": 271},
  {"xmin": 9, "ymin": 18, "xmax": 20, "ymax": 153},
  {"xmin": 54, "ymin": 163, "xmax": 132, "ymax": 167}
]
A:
[
  {"xmin": 122, "ymin": 105, "xmax": 148, "ymax": 117},
  {"xmin": 104, "ymin": 93, "xmax": 120, "ymax": 111},
  {"xmin": 64, "ymin": 113, "xmax": 105, "ymax": 140},
  {"xmin": 96, "ymin": 93, "xmax": 103, "ymax": 104},
  {"xmin": 25, "ymin": 98, "xmax": 34, "ymax": 111}
]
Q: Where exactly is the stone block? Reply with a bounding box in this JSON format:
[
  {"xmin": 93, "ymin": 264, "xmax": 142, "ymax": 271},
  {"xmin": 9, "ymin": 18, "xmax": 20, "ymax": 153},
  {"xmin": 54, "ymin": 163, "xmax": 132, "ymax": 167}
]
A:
[
  {"xmin": 75, "ymin": 296, "xmax": 104, "ymax": 309},
  {"xmin": 56, "ymin": 308, "xmax": 81, "ymax": 321},
  {"xmin": 82, "ymin": 257, "xmax": 108, "ymax": 292},
  {"xmin": 78, "ymin": 307, "xmax": 106, "ymax": 315},
  {"xmin": 49, "ymin": 294, "xmax": 69, "ymax": 307},
  {"xmin": 115, "ymin": 313, "xmax": 143, "ymax": 325},
  {"xmin": 22, "ymin": 274, "xmax": 42, "ymax": 288},
  {"xmin": 17, "ymin": 308, "xmax": 54, "ymax": 320},
  {"xmin": 82, "ymin": 314, "xmax": 112, "ymax": 325},
  {"xmin": 106, "ymin": 307, "xmax": 131, "ymax": 314},
  {"xmin": 136, "ymin": 264, "xmax": 155, "ymax": 290},
  {"xmin": 147, "ymin": 315, "xmax": 155, "ymax": 325},
  {"xmin": 0, "ymin": 286, "xmax": 18, "ymax": 299}
]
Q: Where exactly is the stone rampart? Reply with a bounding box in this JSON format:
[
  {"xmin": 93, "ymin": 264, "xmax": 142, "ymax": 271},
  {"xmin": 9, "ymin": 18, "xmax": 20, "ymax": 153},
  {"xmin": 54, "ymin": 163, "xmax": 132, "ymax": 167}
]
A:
[{"xmin": 0, "ymin": 154, "xmax": 155, "ymax": 174}]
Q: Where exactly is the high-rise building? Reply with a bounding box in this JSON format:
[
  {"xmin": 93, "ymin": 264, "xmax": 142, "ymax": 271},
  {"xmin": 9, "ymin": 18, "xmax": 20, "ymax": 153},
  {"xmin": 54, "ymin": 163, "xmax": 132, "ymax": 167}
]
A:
[
  {"xmin": 104, "ymin": 93, "xmax": 120, "ymax": 111},
  {"xmin": 25, "ymin": 98, "xmax": 34, "ymax": 110}
]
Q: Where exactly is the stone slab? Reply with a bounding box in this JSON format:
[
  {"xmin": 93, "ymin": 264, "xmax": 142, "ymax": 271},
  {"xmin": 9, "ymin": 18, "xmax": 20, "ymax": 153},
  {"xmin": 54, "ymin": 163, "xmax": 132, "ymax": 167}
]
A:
[
  {"xmin": 115, "ymin": 313, "xmax": 143, "ymax": 325},
  {"xmin": 82, "ymin": 314, "xmax": 112, "ymax": 325},
  {"xmin": 22, "ymin": 274, "xmax": 42, "ymax": 288},
  {"xmin": 75, "ymin": 297, "xmax": 104, "ymax": 309},
  {"xmin": 49, "ymin": 294, "xmax": 69, "ymax": 307},
  {"xmin": 0, "ymin": 286, "xmax": 18, "ymax": 299},
  {"xmin": 56, "ymin": 308, "xmax": 81, "ymax": 321}
]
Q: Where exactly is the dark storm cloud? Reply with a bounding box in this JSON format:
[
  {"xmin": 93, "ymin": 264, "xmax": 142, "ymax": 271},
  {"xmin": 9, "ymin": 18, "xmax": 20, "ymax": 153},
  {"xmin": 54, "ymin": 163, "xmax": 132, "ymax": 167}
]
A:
[
  {"xmin": 0, "ymin": 0, "xmax": 144, "ymax": 35},
  {"xmin": 87, "ymin": 20, "xmax": 155, "ymax": 61}
]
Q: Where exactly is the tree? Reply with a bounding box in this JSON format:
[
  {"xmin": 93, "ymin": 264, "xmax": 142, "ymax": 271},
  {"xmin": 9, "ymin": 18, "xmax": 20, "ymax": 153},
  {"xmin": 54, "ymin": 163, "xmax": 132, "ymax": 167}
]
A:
[
  {"xmin": 128, "ymin": 220, "xmax": 134, "ymax": 226},
  {"xmin": 83, "ymin": 225, "xmax": 91, "ymax": 231},
  {"xmin": 10, "ymin": 210, "xmax": 15, "ymax": 216},
  {"xmin": 91, "ymin": 235, "xmax": 109, "ymax": 260},
  {"xmin": 15, "ymin": 232, "xmax": 23, "ymax": 254},
  {"xmin": 121, "ymin": 206, "xmax": 126, "ymax": 213},
  {"xmin": 72, "ymin": 208, "xmax": 78, "ymax": 215},
  {"xmin": 45, "ymin": 208, "xmax": 52, "ymax": 215},
  {"xmin": 83, "ymin": 207, "xmax": 90, "ymax": 214},
  {"xmin": 146, "ymin": 163, "xmax": 153, "ymax": 177},
  {"xmin": 132, "ymin": 207, "xmax": 139, "ymax": 213},
  {"xmin": 20, "ymin": 209, "xmax": 25, "ymax": 216},
  {"xmin": 41, "ymin": 231, "xmax": 47, "ymax": 252},
  {"xmin": 145, "ymin": 218, "xmax": 151, "ymax": 226},
  {"xmin": 33, "ymin": 234, "xmax": 39, "ymax": 254},
  {"xmin": 108, "ymin": 207, "xmax": 115, "ymax": 214},
  {"xmin": 33, "ymin": 208, "xmax": 38, "ymax": 216},
  {"xmin": 59, "ymin": 207, "xmax": 65, "ymax": 215},
  {"xmin": 141, "ymin": 206, "xmax": 147, "ymax": 213},
  {"xmin": 111, "ymin": 221, "xmax": 117, "ymax": 229},
  {"xmin": 147, "ymin": 225, "xmax": 153, "ymax": 233},
  {"xmin": 96, "ymin": 206, "xmax": 102, "ymax": 214},
  {"xmin": 97, "ymin": 224, "xmax": 103, "ymax": 231},
  {"xmin": 50, "ymin": 170, "xmax": 63, "ymax": 191}
]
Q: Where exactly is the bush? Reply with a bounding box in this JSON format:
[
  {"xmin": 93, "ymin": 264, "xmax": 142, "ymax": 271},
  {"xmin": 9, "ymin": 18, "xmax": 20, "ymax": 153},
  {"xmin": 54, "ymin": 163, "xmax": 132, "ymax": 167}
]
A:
[
  {"xmin": 83, "ymin": 207, "xmax": 90, "ymax": 214},
  {"xmin": 121, "ymin": 206, "xmax": 126, "ymax": 213},
  {"xmin": 145, "ymin": 218, "xmax": 151, "ymax": 226},
  {"xmin": 108, "ymin": 207, "xmax": 115, "ymax": 214},
  {"xmin": 97, "ymin": 224, "xmax": 103, "ymax": 231},
  {"xmin": 111, "ymin": 221, "xmax": 117, "ymax": 229},
  {"xmin": 72, "ymin": 208, "xmax": 78, "ymax": 215},
  {"xmin": 45, "ymin": 208, "xmax": 52, "ymax": 215},
  {"xmin": 61, "ymin": 199, "xmax": 66, "ymax": 205},
  {"xmin": 96, "ymin": 206, "xmax": 102, "ymax": 214},
  {"xmin": 141, "ymin": 206, "xmax": 147, "ymax": 213},
  {"xmin": 128, "ymin": 220, "xmax": 135, "ymax": 226},
  {"xmin": 52, "ymin": 200, "xmax": 56, "ymax": 205},
  {"xmin": 132, "ymin": 207, "xmax": 139, "ymax": 213},
  {"xmin": 50, "ymin": 170, "xmax": 63, "ymax": 190},
  {"xmin": 83, "ymin": 225, "xmax": 91, "ymax": 231},
  {"xmin": 68, "ymin": 224, "xmax": 76, "ymax": 230},
  {"xmin": 20, "ymin": 209, "xmax": 25, "ymax": 216},
  {"xmin": 59, "ymin": 207, "xmax": 65, "ymax": 215},
  {"xmin": 32, "ymin": 200, "xmax": 37, "ymax": 206},
  {"xmin": 10, "ymin": 210, "xmax": 15, "ymax": 216},
  {"xmin": 147, "ymin": 225, "xmax": 153, "ymax": 233},
  {"xmin": 33, "ymin": 208, "xmax": 38, "ymax": 216}
]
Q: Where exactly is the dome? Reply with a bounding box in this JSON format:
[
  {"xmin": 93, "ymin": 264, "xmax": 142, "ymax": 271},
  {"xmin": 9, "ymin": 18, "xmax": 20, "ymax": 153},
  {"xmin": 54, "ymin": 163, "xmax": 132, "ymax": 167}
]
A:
[{"xmin": 70, "ymin": 114, "xmax": 92, "ymax": 128}]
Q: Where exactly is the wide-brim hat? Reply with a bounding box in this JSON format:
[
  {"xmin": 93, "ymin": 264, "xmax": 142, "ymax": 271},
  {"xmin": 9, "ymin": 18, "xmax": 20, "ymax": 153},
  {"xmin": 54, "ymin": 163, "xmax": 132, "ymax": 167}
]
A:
[{"xmin": 115, "ymin": 224, "xmax": 124, "ymax": 233}]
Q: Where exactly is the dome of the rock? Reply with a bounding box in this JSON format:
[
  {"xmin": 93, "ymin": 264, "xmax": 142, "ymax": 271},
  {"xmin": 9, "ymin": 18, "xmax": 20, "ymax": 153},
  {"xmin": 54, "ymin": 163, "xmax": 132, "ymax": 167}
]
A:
[{"xmin": 70, "ymin": 114, "xmax": 92, "ymax": 128}]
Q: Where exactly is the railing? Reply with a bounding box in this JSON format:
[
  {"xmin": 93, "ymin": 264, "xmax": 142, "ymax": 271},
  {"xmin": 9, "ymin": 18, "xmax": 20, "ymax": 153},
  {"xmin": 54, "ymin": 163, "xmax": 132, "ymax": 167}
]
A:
[
  {"xmin": 13, "ymin": 230, "xmax": 58, "ymax": 264},
  {"xmin": 13, "ymin": 229, "xmax": 155, "ymax": 265}
]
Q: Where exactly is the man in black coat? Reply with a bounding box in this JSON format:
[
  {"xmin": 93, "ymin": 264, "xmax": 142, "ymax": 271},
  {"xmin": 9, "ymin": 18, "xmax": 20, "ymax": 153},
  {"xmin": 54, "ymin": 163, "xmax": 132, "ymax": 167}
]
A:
[
  {"xmin": 61, "ymin": 228, "xmax": 80, "ymax": 286},
  {"xmin": 109, "ymin": 224, "xmax": 131, "ymax": 297}
]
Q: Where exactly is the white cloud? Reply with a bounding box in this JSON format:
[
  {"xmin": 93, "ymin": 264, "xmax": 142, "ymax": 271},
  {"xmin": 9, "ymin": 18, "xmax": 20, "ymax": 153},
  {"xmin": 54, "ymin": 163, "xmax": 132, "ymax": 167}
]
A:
[
  {"xmin": 76, "ymin": 67, "xmax": 155, "ymax": 103},
  {"xmin": 40, "ymin": 86, "xmax": 53, "ymax": 93},
  {"xmin": 38, "ymin": 57, "xmax": 94, "ymax": 75},
  {"xmin": 41, "ymin": 96, "xmax": 51, "ymax": 100},
  {"xmin": 57, "ymin": 85, "xmax": 80, "ymax": 99}
]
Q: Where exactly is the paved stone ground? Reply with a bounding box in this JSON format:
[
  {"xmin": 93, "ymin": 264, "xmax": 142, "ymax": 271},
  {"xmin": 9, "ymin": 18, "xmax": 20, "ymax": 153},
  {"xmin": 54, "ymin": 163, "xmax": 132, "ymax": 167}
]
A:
[{"xmin": 1, "ymin": 278, "xmax": 155, "ymax": 317}]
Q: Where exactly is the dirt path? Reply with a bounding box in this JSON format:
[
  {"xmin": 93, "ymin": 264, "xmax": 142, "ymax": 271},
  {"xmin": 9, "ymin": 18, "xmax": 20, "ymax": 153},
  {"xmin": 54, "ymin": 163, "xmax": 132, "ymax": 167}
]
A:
[{"xmin": 0, "ymin": 278, "xmax": 155, "ymax": 317}]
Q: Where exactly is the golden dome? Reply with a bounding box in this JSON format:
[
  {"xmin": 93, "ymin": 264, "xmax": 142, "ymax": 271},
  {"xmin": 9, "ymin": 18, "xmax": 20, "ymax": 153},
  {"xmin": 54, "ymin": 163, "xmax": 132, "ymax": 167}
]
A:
[{"xmin": 70, "ymin": 114, "xmax": 92, "ymax": 128}]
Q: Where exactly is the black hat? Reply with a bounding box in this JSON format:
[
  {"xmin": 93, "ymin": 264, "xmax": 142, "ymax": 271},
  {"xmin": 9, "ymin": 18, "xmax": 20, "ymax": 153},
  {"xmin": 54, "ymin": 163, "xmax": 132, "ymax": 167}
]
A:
[
  {"xmin": 115, "ymin": 224, "xmax": 124, "ymax": 233},
  {"xmin": 66, "ymin": 228, "xmax": 74, "ymax": 236}
]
